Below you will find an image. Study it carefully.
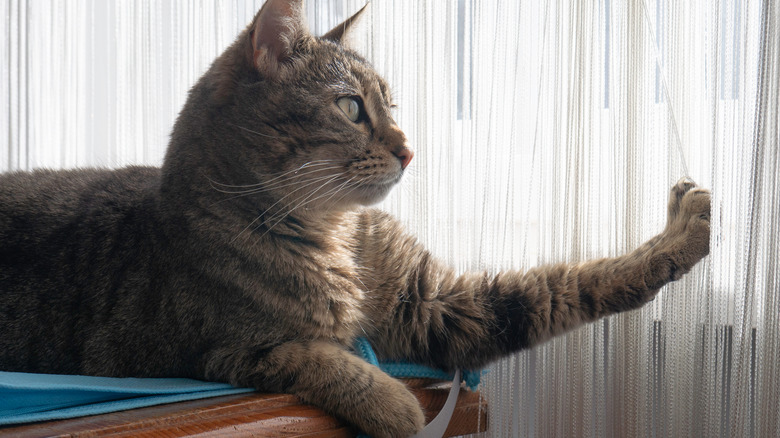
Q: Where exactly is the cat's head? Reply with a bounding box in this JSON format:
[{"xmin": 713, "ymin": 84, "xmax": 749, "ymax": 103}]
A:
[{"xmin": 166, "ymin": 0, "xmax": 412, "ymax": 213}]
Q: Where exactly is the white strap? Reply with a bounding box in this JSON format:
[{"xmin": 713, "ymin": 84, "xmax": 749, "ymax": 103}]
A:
[{"xmin": 410, "ymin": 370, "xmax": 461, "ymax": 438}]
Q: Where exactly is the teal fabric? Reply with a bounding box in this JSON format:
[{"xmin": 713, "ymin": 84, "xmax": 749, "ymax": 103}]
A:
[
  {"xmin": 352, "ymin": 338, "xmax": 485, "ymax": 391},
  {"xmin": 0, "ymin": 371, "xmax": 253, "ymax": 425},
  {"xmin": 0, "ymin": 340, "xmax": 484, "ymax": 426}
]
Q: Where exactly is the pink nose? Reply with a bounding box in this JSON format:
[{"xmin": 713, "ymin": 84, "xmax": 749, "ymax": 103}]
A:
[{"xmin": 394, "ymin": 147, "xmax": 414, "ymax": 170}]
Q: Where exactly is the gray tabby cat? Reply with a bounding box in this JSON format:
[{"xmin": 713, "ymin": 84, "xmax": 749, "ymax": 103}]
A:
[{"xmin": 0, "ymin": 1, "xmax": 710, "ymax": 436}]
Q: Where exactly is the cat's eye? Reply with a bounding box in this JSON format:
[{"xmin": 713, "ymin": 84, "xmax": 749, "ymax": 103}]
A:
[{"xmin": 337, "ymin": 96, "xmax": 363, "ymax": 123}]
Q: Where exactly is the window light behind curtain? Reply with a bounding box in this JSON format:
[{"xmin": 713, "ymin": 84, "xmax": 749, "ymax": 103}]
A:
[{"xmin": 2, "ymin": 1, "xmax": 778, "ymax": 436}]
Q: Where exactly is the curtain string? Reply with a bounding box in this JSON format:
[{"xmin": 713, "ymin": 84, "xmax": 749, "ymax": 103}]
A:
[{"xmin": 640, "ymin": 0, "xmax": 692, "ymax": 182}]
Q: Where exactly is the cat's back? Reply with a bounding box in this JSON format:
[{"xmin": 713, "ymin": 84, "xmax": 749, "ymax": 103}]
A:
[
  {"xmin": 0, "ymin": 166, "xmax": 161, "ymax": 247},
  {"xmin": 0, "ymin": 166, "xmax": 160, "ymax": 212},
  {"xmin": 0, "ymin": 166, "xmax": 163, "ymax": 285},
  {"xmin": 0, "ymin": 166, "xmax": 170, "ymax": 374}
]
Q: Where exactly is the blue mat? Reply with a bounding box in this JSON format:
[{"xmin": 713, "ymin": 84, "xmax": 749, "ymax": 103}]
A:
[
  {"xmin": 0, "ymin": 340, "xmax": 484, "ymax": 426},
  {"xmin": 0, "ymin": 371, "xmax": 253, "ymax": 425}
]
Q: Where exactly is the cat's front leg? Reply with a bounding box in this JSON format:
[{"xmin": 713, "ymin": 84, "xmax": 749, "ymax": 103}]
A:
[
  {"xmin": 495, "ymin": 178, "xmax": 711, "ymax": 349},
  {"xmin": 204, "ymin": 340, "xmax": 425, "ymax": 438},
  {"xmin": 360, "ymin": 179, "xmax": 710, "ymax": 371}
]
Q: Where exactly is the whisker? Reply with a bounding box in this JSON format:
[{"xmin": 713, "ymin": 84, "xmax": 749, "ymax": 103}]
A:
[
  {"xmin": 257, "ymin": 161, "xmax": 343, "ymax": 183},
  {"xmin": 209, "ymin": 165, "xmax": 345, "ymax": 195},
  {"xmin": 227, "ymin": 122, "xmax": 281, "ymax": 139},
  {"xmin": 211, "ymin": 160, "xmax": 341, "ymax": 188},
  {"xmin": 230, "ymin": 171, "xmax": 349, "ymax": 243},
  {"xmin": 319, "ymin": 176, "xmax": 359, "ymax": 206},
  {"xmin": 327, "ymin": 178, "xmax": 364, "ymax": 208},
  {"xmin": 248, "ymin": 172, "xmax": 344, "ymax": 215},
  {"xmin": 260, "ymin": 171, "xmax": 348, "ymax": 195},
  {"xmin": 258, "ymin": 174, "xmax": 348, "ymax": 237},
  {"xmin": 286, "ymin": 176, "xmax": 357, "ymax": 217},
  {"xmin": 291, "ymin": 177, "xmax": 361, "ymax": 223},
  {"xmin": 209, "ymin": 169, "xmax": 347, "ymax": 210},
  {"xmin": 208, "ymin": 160, "xmax": 342, "ymax": 191}
]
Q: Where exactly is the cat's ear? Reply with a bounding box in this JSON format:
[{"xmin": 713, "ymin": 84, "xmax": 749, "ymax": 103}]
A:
[
  {"xmin": 322, "ymin": 3, "xmax": 369, "ymax": 45},
  {"xmin": 250, "ymin": 0, "xmax": 311, "ymax": 76}
]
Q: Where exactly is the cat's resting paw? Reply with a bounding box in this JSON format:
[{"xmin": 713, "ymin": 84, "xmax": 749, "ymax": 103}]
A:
[{"xmin": 353, "ymin": 378, "xmax": 425, "ymax": 438}]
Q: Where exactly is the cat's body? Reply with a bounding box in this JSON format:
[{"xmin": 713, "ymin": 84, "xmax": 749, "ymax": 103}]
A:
[{"xmin": 0, "ymin": 1, "xmax": 711, "ymax": 436}]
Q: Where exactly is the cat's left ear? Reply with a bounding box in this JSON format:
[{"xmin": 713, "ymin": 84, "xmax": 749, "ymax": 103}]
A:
[
  {"xmin": 250, "ymin": 0, "xmax": 311, "ymax": 77},
  {"xmin": 322, "ymin": 4, "xmax": 369, "ymax": 45}
]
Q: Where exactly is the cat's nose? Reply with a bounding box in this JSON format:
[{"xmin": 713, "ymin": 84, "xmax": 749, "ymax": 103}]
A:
[
  {"xmin": 393, "ymin": 147, "xmax": 414, "ymax": 170},
  {"xmin": 379, "ymin": 124, "xmax": 412, "ymax": 169}
]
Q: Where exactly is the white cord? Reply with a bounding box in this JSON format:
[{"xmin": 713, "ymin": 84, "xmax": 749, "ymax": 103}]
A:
[{"xmin": 409, "ymin": 370, "xmax": 461, "ymax": 438}]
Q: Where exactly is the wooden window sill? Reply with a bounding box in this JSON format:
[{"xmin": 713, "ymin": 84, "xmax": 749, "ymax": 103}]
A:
[{"xmin": 1, "ymin": 378, "xmax": 487, "ymax": 437}]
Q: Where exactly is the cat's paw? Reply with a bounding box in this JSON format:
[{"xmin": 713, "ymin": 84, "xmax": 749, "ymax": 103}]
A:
[
  {"xmin": 654, "ymin": 179, "xmax": 710, "ymax": 283},
  {"xmin": 666, "ymin": 177, "xmax": 698, "ymax": 226},
  {"xmin": 353, "ymin": 378, "xmax": 425, "ymax": 438}
]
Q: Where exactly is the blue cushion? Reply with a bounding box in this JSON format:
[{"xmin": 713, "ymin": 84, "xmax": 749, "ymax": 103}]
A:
[
  {"xmin": 1, "ymin": 340, "xmax": 484, "ymax": 426},
  {"xmin": 0, "ymin": 371, "xmax": 253, "ymax": 425}
]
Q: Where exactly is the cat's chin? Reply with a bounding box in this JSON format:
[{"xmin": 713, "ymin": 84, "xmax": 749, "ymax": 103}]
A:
[{"xmin": 346, "ymin": 182, "xmax": 396, "ymax": 206}]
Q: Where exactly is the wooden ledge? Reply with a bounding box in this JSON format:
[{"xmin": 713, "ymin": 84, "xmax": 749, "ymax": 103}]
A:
[{"xmin": 1, "ymin": 379, "xmax": 487, "ymax": 437}]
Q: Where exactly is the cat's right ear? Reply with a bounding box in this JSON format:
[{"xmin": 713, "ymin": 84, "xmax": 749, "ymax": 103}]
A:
[
  {"xmin": 322, "ymin": 4, "xmax": 369, "ymax": 45},
  {"xmin": 250, "ymin": 0, "xmax": 311, "ymax": 77}
]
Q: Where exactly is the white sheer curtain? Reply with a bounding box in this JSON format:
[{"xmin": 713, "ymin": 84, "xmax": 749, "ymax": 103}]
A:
[{"xmin": 2, "ymin": 1, "xmax": 778, "ymax": 436}]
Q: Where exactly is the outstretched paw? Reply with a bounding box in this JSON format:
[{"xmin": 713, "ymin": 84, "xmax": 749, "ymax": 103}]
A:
[
  {"xmin": 667, "ymin": 177, "xmax": 698, "ymax": 226},
  {"xmin": 660, "ymin": 179, "xmax": 711, "ymax": 278}
]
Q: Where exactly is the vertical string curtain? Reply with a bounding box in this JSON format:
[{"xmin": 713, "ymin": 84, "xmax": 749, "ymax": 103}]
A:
[{"xmin": 2, "ymin": 1, "xmax": 778, "ymax": 437}]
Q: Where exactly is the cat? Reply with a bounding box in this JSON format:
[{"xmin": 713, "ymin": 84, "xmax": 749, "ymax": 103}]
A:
[{"xmin": 0, "ymin": 0, "xmax": 711, "ymax": 436}]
